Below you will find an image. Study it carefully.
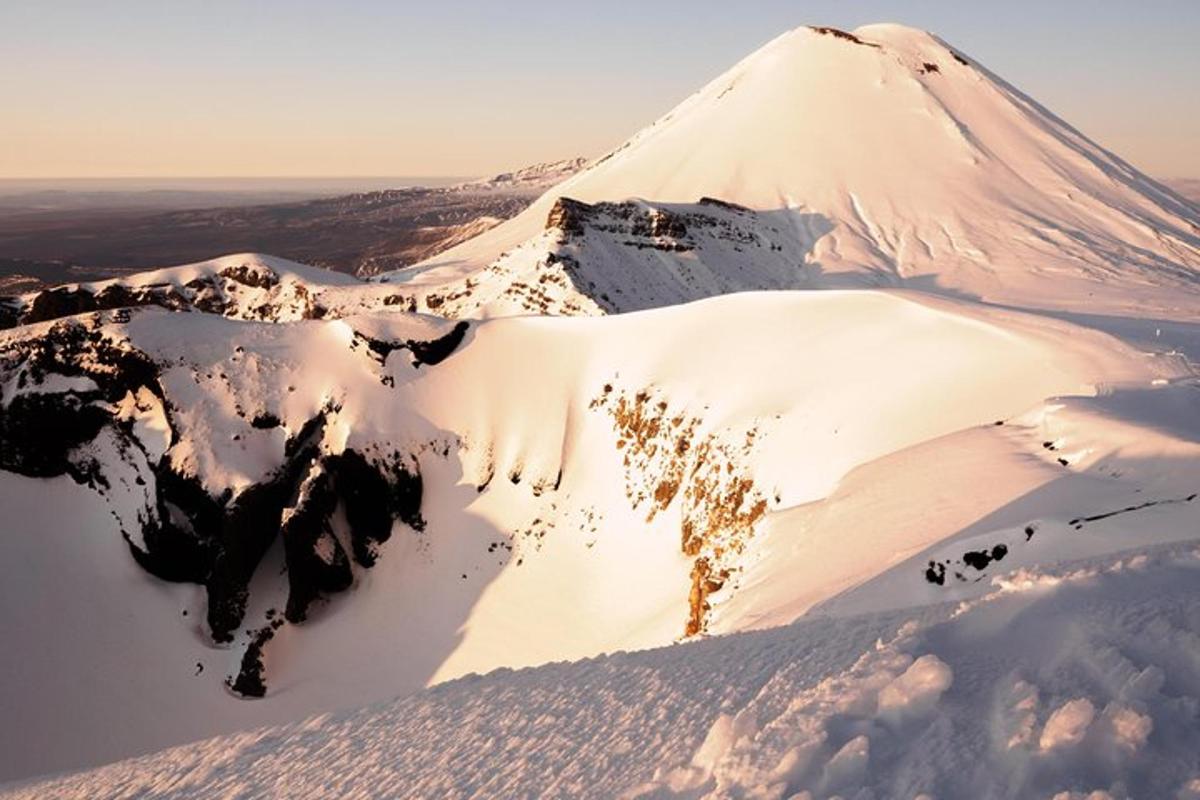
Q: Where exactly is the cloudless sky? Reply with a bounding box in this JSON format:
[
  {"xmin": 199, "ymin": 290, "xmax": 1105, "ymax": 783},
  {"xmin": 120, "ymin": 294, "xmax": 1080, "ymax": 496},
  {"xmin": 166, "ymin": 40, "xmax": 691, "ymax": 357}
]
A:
[{"xmin": 1, "ymin": 0, "xmax": 1197, "ymax": 179}]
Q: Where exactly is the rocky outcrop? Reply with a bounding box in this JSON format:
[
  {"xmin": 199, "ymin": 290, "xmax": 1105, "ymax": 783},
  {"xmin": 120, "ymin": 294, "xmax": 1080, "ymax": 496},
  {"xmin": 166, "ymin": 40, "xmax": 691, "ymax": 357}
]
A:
[
  {"xmin": 0, "ymin": 308, "xmax": 466, "ymax": 695},
  {"xmin": 592, "ymin": 383, "xmax": 769, "ymax": 636},
  {"xmin": 545, "ymin": 197, "xmax": 593, "ymax": 236},
  {"xmin": 808, "ymin": 26, "xmax": 880, "ymax": 47},
  {"xmin": 356, "ymin": 320, "xmax": 470, "ymax": 368},
  {"xmin": 546, "ymin": 197, "xmax": 691, "ymax": 246},
  {"xmin": 3, "ymin": 260, "xmax": 331, "ymax": 328}
]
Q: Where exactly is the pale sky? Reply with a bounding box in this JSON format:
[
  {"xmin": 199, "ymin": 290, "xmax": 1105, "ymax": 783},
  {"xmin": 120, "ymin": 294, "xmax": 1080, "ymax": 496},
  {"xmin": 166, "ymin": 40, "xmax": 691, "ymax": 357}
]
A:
[{"xmin": 2, "ymin": 0, "xmax": 1197, "ymax": 179}]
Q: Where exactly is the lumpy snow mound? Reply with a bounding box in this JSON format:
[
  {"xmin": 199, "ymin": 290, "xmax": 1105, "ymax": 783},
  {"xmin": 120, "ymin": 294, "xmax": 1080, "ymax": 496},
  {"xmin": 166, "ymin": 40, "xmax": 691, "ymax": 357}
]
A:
[{"xmin": 393, "ymin": 24, "xmax": 1200, "ymax": 319}]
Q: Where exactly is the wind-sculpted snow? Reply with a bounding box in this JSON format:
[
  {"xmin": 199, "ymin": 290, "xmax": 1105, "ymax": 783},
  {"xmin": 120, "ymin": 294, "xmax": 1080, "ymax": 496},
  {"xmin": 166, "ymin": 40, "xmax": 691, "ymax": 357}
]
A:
[{"xmin": 10, "ymin": 546, "xmax": 1200, "ymax": 800}]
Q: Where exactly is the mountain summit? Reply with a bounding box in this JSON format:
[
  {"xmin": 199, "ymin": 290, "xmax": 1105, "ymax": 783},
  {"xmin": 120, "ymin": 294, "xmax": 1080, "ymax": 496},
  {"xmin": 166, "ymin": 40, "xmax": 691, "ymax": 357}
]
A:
[{"xmin": 399, "ymin": 24, "xmax": 1199, "ymax": 317}]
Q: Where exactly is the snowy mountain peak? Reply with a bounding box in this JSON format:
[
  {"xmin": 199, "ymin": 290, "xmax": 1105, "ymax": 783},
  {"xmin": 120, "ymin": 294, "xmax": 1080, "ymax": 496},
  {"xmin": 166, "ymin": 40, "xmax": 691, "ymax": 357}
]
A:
[{"xmin": 401, "ymin": 23, "xmax": 1200, "ymax": 318}]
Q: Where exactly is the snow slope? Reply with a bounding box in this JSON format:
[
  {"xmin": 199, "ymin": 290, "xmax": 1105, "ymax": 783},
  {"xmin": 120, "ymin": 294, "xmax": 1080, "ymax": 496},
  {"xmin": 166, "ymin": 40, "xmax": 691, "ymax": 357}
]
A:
[
  {"xmin": 3, "ymin": 22, "xmax": 1200, "ymax": 796},
  {"xmin": 9, "ymin": 543, "xmax": 1200, "ymax": 799},
  {"xmin": 2, "ymin": 288, "xmax": 1191, "ymax": 781},
  {"xmin": 395, "ymin": 24, "xmax": 1200, "ymax": 319}
]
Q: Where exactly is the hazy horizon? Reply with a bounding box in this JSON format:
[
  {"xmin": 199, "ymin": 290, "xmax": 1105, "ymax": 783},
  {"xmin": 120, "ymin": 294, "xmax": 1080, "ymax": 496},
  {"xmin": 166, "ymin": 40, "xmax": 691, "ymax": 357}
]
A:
[{"xmin": 0, "ymin": 175, "xmax": 472, "ymax": 194}]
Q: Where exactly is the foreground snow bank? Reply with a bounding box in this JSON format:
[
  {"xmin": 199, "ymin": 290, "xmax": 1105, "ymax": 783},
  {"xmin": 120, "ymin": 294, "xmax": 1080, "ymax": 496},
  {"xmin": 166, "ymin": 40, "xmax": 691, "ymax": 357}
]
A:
[
  {"xmin": 8, "ymin": 544, "xmax": 1200, "ymax": 800},
  {"xmin": 4, "ymin": 544, "xmax": 1195, "ymax": 800}
]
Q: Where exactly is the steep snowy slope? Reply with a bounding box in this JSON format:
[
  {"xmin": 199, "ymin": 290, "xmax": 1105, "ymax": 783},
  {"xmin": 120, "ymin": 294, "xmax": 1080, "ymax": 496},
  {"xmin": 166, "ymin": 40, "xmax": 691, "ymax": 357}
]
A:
[
  {"xmin": 393, "ymin": 24, "xmax": 1200, "ymax": 318},
  {"xmin": 2, "ymin": 288, "xmax": 1191, "ymax": 781}
]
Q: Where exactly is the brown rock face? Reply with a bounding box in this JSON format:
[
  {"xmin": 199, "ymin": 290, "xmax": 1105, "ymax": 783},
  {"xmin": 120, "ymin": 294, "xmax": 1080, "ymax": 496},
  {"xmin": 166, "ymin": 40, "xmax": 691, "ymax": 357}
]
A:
[{"xmin": 545, "ymin": 197, "xmax": 595, "ymax": 236}]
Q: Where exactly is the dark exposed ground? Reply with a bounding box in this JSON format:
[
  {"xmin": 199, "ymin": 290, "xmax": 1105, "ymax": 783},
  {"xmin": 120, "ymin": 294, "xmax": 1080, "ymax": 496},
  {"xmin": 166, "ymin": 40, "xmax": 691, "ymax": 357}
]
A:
[
  {"xmin": 0, "ymin": 187, "xmax": 534, "ymax": 292},
  {"xmin": 0, "ymin": 258, "xmax": 144, "ymax": 294},
  {"xmin": 0, "ymin": 160, "xmax": 588, "ymax": 292}
]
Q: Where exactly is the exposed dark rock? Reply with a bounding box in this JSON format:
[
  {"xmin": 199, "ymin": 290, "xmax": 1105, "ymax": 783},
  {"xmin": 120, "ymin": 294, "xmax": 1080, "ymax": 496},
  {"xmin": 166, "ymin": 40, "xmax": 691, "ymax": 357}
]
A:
[
  {"xmin": 383, "ymin": 294, "xmax": 418, "ymax": 312},
  {"xmin": 809, "ymin": 26, "xmax": 881, "ymax": 47},
  {"xmin": 547, "ymin": 197, "xmax": 696, "ymax": 247},
  {"xmin": 95, "ymin": 283, "xmax": 189, "ymax": 313},
  {"xmin": 227, "ymin": 619, "xmax": 284, "ymax": 698},
  {"xmin": 0, "ymin": 298, "xmax": 20, "ymax": 329},
  {"xmin": 356, "ymin": 320, "xmax": 469, "ymax": 368},
  {"xmin": 408, "ymin": 321, "xmax": 469, "ymax": 366},
  {"xmin": 18, "ymin": 282, "xmax": 193, "ymax": 326},
  {"xmin": 962, "ymin": 544, "xmax": 1007, "ymax": 571},
  {"xmin": 250, "ymin": 413, "xmax": 282, "ymax": 430},
  {"xmin": 327, "ymin": 448, "xmax": 425, "ymax": 567},
  {"xmin": 0, "ymin": 311, "xmax": 446, "ymax": 693},
  {"xmin": 631, "ymin": 209, "xmax": 688, "ymax": 239},
  {"xmin": 206, "ymin": 464, "xmax": 311, "ymax": 642},
  {"xmin": 0, "ymin": 320, "xmax": 166, "ymax": 484},
  {"xmin": 23, "ymin": 286, "xmax": 100, "ymax": 324},
  {"xmin": 1068, "ymin": 492, "xmax": 1199, "ymax": 527},
  {"xmin": 0, "ymin": 392, "xmax": 109, "ymax": 481},
  {"xmin": 929, "ymin": 540, "xmax": 1016, "ymax": 585},
  {"xmin": 545, "ymin": 197, "xmax": 593, "ymax": 236},
  {"xmin": 280, "ymin": 466, "xmax": 353, "ymax": 623},
  {"xmin": 698, "ymin": 197, "xmax": 751, "ymax": 213},
  {"xmin": 129, "ymin": 466, "xmax": 221, "ymax": 584},
  {"xmin": 219, "ymin": 264, "xmax": 278, "ymax": 289},
  {"xmin": 5, "ymin": 261, "xmax": 337, "ymax": 328}
]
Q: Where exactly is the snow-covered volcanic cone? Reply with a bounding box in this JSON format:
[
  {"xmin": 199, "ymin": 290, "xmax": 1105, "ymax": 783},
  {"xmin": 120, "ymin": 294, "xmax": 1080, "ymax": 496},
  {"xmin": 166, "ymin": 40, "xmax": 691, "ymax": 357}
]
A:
[{"xmin": 391, "ymin": 24, "xmax": 1199, "ymax": 318}]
